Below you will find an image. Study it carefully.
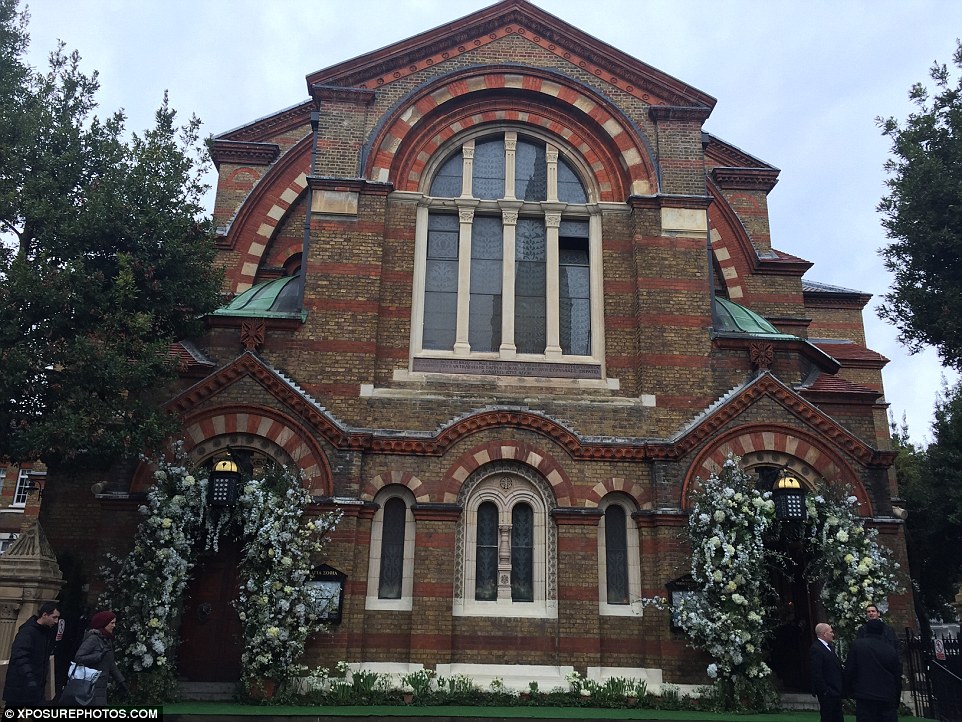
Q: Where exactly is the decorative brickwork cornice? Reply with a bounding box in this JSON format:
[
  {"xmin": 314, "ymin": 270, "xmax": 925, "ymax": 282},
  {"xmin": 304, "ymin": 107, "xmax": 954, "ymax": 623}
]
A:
[
  {"xmin": 552, "ymin": 507, "xmax": 603, "ymax": 525},
  {"xmin": 712, "ymin": 335, "xmax": 841, "ymax": 375},
  {"xmin": 627, "ymin": 194, "xmax": 712, "ymax": 211},
  {"xmin": 711, "ymin": 167, "xmax": 780, "ymax": 193},
  {"xmin": 208, "ymin": 140, "xmax": 281, "ymax": 169},
  {"xmin": 310, "ymin": 84, "xmax": 376, "ymax": 106},
  {"xmin": 308, "ymin": 177, "xmax": 393, "ymax": 196},
  {"xmin": 648, "ymin": 106, "xmax": 713, "ymax": 124},
  {"xmin": 704, "ymin": 135, "xmax": 778, "ymax": 173},
  {"xmin": 411, "ymin": 503, "xmax": 463, "ymax": 522},
  {"xmin": 216, "ymin": 101, "xmax": 313, "ymax": 143}
]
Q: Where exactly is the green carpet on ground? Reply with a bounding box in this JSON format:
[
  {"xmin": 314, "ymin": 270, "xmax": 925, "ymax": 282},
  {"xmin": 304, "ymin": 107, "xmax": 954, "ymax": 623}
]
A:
[{"xmin": 159, "ymin": 702, "xmax": 934, "ymax": 721}]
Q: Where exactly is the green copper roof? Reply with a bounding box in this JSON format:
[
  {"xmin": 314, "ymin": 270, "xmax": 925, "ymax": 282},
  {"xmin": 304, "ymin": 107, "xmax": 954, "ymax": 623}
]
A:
[
  {"xmin": 713, "ymin": 296, "xmax": 795, "ymax": 339},
  {"xmin": 212, "ymin": 274, "xmax": 305, "ymax": 319}
]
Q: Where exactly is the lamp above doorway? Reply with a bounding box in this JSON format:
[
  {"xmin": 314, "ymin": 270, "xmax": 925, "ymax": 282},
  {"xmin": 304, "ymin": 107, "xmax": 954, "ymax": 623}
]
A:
[
  {"xmin": 209, "ymin": 457, "xmax": 241, "ymax": 507},
  {"xmin": 772, "ymin": 469, "xmax": 806, "ymax": 521}
]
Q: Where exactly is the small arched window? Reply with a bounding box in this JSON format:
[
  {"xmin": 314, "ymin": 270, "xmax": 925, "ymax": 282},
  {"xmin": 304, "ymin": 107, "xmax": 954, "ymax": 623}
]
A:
[
  {"xmin": 597, "ymin": 494, "xmax": 642, "ymax": 615},
  {"xmin": 366, "ymin": 486, "xmax": 416, "ymax": 611}
]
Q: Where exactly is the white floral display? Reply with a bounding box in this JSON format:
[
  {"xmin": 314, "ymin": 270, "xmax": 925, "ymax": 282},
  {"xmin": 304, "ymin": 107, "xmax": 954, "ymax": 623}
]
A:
[
  {"xmin": 101, "ymin": 444, "xmax": 338, "ymax": 701},
  {"xmin": 101, "ymin": 443, "xmax": 208, "ymax": 700},
  {"xmin": 236, "ymin": 472, "xmax": 338, "ymax": 686},
  {"xmin": 677, "ymin": 453, "xmax": 779, "ymax": 711},
  {"xmin": 804, "ymin": 489, "xmax": 901, "ymax": 651}
]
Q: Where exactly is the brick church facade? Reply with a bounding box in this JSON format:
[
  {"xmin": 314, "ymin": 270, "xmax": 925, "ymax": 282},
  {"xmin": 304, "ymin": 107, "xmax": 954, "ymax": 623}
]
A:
[{"xmin": 42, "ymin": 0, "xmax": 909, "ymax": 691}]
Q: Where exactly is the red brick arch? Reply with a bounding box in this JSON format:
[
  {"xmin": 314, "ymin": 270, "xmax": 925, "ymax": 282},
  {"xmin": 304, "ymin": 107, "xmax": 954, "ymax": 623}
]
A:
[
  {"xmin": 361, "ymin": 471, "xmax": 428, "ymax": 503},
  {"xmin": 439, "ymin": 440, "xmax": 574, "ymax": 506},
  {"xmin": 585, "ymin": 477, "xmax": 652, "ymax": 510},
  {"xmin": 221, "ymin": 135, "xmax": 312, "ymax": 294},
  {"xmin": 367, "ymin": 66, "xmax": 655, "ymax": 201},
  {"xmin": 132, "ymin": 405, "xmax": 332, "ymax": 495},
  {"xmin": 681, "ymin": 424, "xmax": 871, "ymax": 514}
]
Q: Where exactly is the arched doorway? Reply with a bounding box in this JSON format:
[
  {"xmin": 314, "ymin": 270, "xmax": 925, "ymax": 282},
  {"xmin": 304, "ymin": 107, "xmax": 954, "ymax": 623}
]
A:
[
  {"xmin": 178, "ymin": 534, "xmax": 244, "ymax": 682},
  {"xmin": 752, "ymin": 463, "xmax": 816, "ymax": 693},
  {"xmin": 177, "ymin": 447, "xmax": 278, "ymax": 682}
]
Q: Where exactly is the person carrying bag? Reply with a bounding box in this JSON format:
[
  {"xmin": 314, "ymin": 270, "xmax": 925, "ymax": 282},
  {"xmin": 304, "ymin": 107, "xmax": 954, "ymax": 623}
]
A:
[
  {"xmin": 59, "ymin": 662, "xmax": 102, "ymax": 707},
  {"xmin": 61, "ymin": 611, "xmax": 128, "ymax": 707}
]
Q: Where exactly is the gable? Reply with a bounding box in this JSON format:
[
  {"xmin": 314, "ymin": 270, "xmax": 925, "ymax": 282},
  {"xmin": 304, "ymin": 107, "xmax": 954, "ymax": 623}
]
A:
[{"xmin": 305, "ymin": 0, "xmax": 716, "ymax": 110}]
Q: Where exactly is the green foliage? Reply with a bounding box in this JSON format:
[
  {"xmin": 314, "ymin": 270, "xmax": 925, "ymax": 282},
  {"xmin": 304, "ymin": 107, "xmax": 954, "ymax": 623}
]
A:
[
  {"xmin": 0, "ymin": 0, "xmax": 222, "ymax": 469},
  {"xmin": 877, "ymin": 41, "xmax": 962, "ymax": 370},
  {"xmin": 896, "ymin": 382, "xmax": 962, "ymax": 621}
]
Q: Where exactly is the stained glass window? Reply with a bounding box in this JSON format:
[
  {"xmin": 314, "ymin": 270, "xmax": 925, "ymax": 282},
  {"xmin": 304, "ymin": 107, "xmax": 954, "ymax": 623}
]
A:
[
  {"xmin": 378, "ymin": 497, "xmax": 406, "ymax": 599},
  {"xmin": 511, "ymin": 503, "xmax": 534, "ymax": 602},
  {"xmin": 476, "ymin": 502, "xmax": 499, "ymax": 601},
  {"xmin": 605, "ymin": 505, "xmax": 629, "ymax": 605}
]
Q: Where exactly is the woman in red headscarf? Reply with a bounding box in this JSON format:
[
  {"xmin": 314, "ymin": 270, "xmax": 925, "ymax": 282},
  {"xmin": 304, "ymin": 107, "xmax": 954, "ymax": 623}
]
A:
[{"xmin": 71, "ymin": 610, "xmax": 128, "ymax": 706}]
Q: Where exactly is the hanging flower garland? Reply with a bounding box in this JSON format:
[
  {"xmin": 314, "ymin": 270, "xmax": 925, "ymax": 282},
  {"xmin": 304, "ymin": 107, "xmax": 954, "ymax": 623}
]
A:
[
  {"xmin": 101, "ymin": 442, "xmax": 207, "ymax": 701},
  {"xmin": 805, "ymin": 487, "xmax": 902, "ymax": 649},
  {"xmin": 101, "ymin": 445, "xmax": 338, "ymax": 702},
  {"xmin": 236, "ymin": 472, "xmax": 340, "ymax": 688},
  {"xmin": 677, "ymin": 453, "xmax": 779, "ymax": 712}
]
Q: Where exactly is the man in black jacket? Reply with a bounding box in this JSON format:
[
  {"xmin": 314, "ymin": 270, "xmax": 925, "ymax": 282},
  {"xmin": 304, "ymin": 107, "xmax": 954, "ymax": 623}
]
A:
[
  {"xmin": 856, "ymin": 603, "xmax": 901, "ymax": 658},
  {"xmin": 810, "ymin": 622, "xmax": 845, "ymax": 722},
  {"xmin": 845, "ymin": 618, "xmax": 902, "ymax": 722},
  {"xmin": 2, "ymin": 602, "xmax": 60, "ymax": 708}
]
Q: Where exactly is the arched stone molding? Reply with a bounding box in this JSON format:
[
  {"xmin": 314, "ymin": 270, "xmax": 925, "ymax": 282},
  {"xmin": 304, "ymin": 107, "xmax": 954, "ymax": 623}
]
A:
[
  {"xmin": 366, "ymin": 66, "xmax": 655, "ymax": 199},
  {"xmin": 220, "ymin": 134, "xmax": 312, "ymax": 293},
  {"xmin": 439, "ymin": 440, "xmax": 573, "ymax": 506},
  {"xmin": 453, "ymin": 459, "xmax": 559, "ymax": 610},
  {"xmin": 585, "ymin": 477, "xmax": 651, "ymax": 510},
  {"xmin": 707, "ymin": 180, "xmax": 757, "ymax": 302},
  {"xmin": 361, "ymin": 471, "xmax": 429, "ymax": 503},
  {"xmin": 132, "ymin": 405, "xmax": 332, "ymax": 495},
  {"xmin": 681, "ymin": 423, "xmax": 871, "ymax": 514}
]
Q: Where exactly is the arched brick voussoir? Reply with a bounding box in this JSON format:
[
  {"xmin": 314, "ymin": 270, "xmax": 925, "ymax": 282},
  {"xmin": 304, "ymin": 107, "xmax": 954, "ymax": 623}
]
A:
[
  {"xmin": 222, "ymin": 134, "xmax": 313, "ymax": 294},
  {"xmin": 439, "ymin": 440, "xmax": 573, "ymax": 506},
  {"xmin": 585, "ymin": 477, "xmax": 651, "ymax": 510},
  {"xmin": 680, "ymin": 423, "xmax": 872, "ymax": 515},
  {"xmin": 362, "ymin": 471, "xmax": 429, "ymax": 503},
  {"xmin": 368, "ymin": 67, "xmax": 655, "ymax": 200},
  {"xmin": 130, "ymin": 405, "xmax": 334, "ymax": 496}
]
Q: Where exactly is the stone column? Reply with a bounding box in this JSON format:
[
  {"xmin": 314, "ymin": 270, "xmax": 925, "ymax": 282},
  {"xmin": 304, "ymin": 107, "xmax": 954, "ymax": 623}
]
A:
[{"xmin": 0, "ymin": 520, "xmax": 64, "ymax": 658}]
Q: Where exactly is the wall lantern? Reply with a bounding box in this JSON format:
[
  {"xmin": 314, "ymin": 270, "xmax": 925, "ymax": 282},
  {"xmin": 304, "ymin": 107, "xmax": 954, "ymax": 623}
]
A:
[
  {"xmin": 208, "ymin": 458, "xmax": 241, "ymax": 507},
  {"xmin": 306, "ymin": 564, "xmax": 346, "ymax": 625},
  {"xmin": 772, "ymin": 469, "xmax": 806, "ymax": 521}
]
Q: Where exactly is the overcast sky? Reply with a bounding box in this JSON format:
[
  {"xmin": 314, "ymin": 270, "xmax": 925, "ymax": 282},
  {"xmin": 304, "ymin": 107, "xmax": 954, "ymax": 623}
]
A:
[{"xmin": 21, "ymin": 0, "xmax": 962, "ymax": 442}]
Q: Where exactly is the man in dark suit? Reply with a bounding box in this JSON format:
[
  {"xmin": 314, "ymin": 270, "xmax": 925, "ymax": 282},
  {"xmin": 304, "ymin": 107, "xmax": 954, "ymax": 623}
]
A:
[
  {"xmin": 845, "ymin": 618, "xmax": 902, "ymax": 722},
  {"xmin": 810, "ymin": 622, "xmax": 844, "ymax": 722}
]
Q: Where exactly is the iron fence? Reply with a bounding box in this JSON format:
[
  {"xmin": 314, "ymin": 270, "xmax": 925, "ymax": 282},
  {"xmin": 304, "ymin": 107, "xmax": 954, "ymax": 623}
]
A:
[{"xmin": 906, "ymin": 628, "xmax": 962, "ymax": 721}]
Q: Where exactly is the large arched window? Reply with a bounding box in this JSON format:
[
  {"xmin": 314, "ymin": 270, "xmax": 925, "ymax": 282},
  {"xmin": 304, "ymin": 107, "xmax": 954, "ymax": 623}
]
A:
[
  {"xmin": 597, "ymin": 493, "xmax": 642, "ymax": 615},
  {"xmin": 456, "ymin": 466, "xmax": 556, "ymax": 618},
  {"xmin": 411, "ymin": 129, "xmax": 603, "ymax": 375},
  {"xmin": 366, "ymin": 486, "xmax": 416, "ymax": 611}
]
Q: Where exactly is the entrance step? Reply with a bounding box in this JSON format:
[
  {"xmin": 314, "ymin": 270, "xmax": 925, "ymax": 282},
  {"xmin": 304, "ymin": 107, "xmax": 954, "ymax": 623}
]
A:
[
  {"xmin": 780, "ymin": 692, "xmax": 819, "ymax": 710},
  {"xmin": 176, "ymin": 681, "xmax": 238, "ymax": 701}
]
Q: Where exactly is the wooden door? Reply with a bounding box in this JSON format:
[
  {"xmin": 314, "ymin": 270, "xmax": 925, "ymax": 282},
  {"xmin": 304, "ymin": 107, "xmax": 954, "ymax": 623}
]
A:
[{"xmin": 178, "ymin": 536, "xmax": 244, "ymax": 681}]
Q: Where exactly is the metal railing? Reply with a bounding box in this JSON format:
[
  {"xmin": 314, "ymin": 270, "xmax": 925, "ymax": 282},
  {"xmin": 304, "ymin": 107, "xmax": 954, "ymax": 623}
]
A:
[{"xmin": 906, "ymin": 628, "xmax": 962, "ymax": 721}]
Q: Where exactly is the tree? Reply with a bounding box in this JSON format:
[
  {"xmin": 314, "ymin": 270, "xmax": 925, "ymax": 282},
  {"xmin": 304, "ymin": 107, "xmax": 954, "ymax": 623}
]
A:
[
  {"xmin": 0, "ymin": 0, "xmax": 222, "ymax": 469},
  {"xmin": 878, "ymin": 41, "xmax": 962, "ymax": 369},
  {"xmin": 896, "ymin": 383, "xmax": 962, "ymax": 622}
]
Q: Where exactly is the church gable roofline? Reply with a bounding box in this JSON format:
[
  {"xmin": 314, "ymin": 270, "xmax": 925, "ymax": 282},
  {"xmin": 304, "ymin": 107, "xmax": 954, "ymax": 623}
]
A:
[{"xmin": 304, "ymin": 0, "xmax": 716, "ymax": 110}]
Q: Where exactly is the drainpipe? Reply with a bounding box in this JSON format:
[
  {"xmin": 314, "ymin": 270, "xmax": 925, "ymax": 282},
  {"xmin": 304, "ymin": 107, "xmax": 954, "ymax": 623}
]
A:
[{"xmin": 300, "ymin": 110, "xmax": 321, "ymax": 311}]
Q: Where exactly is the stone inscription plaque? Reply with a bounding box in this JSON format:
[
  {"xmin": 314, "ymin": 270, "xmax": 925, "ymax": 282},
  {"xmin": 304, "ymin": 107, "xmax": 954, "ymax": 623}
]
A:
[{"xmin": 412, "ymin": 357, "xmax": 601, "ymax": 379}]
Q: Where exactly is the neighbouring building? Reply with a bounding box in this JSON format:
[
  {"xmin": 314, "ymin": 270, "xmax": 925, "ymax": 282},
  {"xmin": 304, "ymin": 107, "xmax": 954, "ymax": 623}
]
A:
[{"xmin": 40, "ymin": 0, "xmax": 910, "ymax": 693}]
